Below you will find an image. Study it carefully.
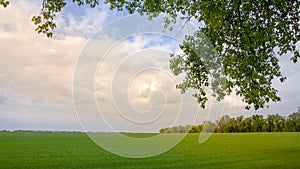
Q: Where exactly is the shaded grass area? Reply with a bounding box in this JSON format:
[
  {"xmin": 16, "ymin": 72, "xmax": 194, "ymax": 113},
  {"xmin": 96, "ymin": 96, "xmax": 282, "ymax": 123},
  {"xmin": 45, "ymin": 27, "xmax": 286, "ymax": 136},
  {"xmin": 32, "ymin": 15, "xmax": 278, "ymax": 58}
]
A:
[{"xmin": 0, "ymin": 132, "xmax": 300, "ymax": 169}]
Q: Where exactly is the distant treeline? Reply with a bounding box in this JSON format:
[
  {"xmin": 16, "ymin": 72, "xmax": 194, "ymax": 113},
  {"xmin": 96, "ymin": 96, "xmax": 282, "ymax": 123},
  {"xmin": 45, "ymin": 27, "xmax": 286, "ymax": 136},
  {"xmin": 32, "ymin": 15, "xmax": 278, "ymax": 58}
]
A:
[{"xmin": 159, "ymin": 112, "xmax": 300, "ymax": 133}]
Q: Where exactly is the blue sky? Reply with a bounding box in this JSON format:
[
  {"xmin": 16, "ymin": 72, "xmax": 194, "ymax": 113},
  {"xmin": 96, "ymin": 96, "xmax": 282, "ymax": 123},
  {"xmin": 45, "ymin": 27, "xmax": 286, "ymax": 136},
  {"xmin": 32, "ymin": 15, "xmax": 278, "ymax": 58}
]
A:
[{"xmin": 0, "ymin": 0, "xmax": 299, "ymax": 132}]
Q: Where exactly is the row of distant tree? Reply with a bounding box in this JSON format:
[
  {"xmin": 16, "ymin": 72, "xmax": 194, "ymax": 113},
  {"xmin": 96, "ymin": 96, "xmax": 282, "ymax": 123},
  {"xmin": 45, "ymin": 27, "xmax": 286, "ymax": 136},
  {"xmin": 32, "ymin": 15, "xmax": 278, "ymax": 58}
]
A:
[{"xmin": 159, "ymin": 112, "xmax": 300, "ymax": 133}]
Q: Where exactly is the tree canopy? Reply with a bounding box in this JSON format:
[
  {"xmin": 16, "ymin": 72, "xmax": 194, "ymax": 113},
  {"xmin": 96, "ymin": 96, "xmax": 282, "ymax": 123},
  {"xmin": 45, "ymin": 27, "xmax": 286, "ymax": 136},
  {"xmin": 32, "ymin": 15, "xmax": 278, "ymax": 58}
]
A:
[
  {"xmin": 1, "ymin": 0, "xmax": 299, "ymax": 110},
  {"xmin": 160, "ymin": 111, "xmax": 300, "ymax": 133}
]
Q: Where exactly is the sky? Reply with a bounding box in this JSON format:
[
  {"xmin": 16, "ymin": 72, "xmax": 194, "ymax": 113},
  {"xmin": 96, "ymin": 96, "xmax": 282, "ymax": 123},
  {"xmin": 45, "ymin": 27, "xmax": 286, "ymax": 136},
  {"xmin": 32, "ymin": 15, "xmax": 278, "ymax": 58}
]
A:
[{"xmin": 0, "ymin": 0, "xmax": 299, "ymax": 132}]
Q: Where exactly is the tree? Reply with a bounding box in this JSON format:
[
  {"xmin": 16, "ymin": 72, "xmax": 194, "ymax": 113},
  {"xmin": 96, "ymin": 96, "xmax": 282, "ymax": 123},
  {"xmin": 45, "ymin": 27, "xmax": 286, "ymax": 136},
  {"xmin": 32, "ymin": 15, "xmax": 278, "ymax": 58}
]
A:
[
  {"xmin": 1, "ymin": 0, "xmax": 299, "ymax": 110},
  {"xmin": 224, "ymin": 118, "xmax": 238, "ymax": 132},
  {"xmin": 159, "ymin": 127, "xmax": 170, "ymax": 133},
  {"xmin": 158, "ymin": 111, "xmax": 300, "ymax": 133},
  {"xmin": 236, "ymin": 115, "xmax": 244, "ymax": 132},
  {"xmin": 251, "ymin": 115, "xmax": 264, "ymax": 132},
  {"xmin": 273, "ymin": 114, "xmax": 285, "ymax": 132},
  {"xmin": 239, "ymin": 117, "xmax": 252, "ymax": 132},
  {"xmin": 216, "ymin": 115, "xmax": 231, "ymax": 133},
  {"xmin": 202, "ymin": 121, "xmax": 217, "ymax": 133},
  {"xmin": 188, "ymin": 125, "xmax": 200, "ymax": 133},
  {"xmin": 0, "ymin": 0, "xmax": 9, "ymax": 8},
  {"xmin": 177, "ymin": 125, "xmax": 186, "ymax": 133},
  {"xmin": 287, "ymin": 112, "xmax": 300, "ymax": 132}
]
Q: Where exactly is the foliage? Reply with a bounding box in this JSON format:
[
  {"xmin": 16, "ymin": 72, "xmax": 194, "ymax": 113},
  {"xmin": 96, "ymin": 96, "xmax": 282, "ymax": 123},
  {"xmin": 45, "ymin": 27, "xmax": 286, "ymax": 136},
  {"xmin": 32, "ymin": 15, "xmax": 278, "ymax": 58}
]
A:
[
  {"xmin": 0, "ymin": 0, "xmax": 9, "ymax": 8},
  {"xmin": 31, "ymin": 0, "xmax": 67, "ymax": 38},
  {"xmin": 160, "ymin": 112, "xmax": 300, "ymax": 133},
  {"xmin": 169, "ymin": 31, "xmax": 225, "ymax": 108},
  {"xmin": 165, "ymin": 0, "xmax": 299, "ymax": 110},
  {"xmin": 1, "ymin": 0, "xmax": 299, "ymax": 109}
]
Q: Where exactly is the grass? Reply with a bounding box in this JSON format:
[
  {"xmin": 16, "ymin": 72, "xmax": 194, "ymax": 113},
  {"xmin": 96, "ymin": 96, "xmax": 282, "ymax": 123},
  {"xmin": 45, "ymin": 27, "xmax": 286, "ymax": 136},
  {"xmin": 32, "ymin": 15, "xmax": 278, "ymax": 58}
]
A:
[{"xmin": 0, "ymin": 132, "xmax": 300, "ymax": 169}]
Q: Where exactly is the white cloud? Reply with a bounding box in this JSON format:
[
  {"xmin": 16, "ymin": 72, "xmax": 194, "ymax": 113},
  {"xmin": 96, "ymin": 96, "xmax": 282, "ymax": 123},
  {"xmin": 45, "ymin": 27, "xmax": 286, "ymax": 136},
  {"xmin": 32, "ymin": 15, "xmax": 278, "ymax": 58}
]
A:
[
  {"xmin": 0, "ymin": 0, "xmax": 92, "ymax": 130},
  {"xmin": 55, "ymin": 5, "xmax": 109, "ymax": 38}
]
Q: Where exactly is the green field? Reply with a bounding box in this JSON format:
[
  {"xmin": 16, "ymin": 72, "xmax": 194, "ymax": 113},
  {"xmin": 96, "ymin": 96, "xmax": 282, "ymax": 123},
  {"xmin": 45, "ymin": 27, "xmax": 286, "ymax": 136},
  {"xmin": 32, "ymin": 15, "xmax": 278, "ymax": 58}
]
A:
[{"xmin": 1, "ymin": 132, "xmax": 300, "ymax": 169}]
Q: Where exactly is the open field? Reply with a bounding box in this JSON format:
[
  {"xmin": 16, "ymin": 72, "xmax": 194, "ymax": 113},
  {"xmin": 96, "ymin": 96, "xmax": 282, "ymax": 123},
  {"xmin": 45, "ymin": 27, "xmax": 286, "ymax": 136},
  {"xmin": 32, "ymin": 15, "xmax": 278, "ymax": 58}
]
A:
[{"xmin": 1, "ymin": 132, "xmax": 300, "ymax": 169}]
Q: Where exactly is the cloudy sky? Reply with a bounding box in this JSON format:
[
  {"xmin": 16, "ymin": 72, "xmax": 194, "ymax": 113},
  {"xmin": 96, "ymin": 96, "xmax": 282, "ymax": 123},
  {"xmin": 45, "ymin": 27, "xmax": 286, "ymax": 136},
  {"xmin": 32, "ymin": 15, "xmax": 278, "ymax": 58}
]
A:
[{"xmin": 0, "ymin": 0, "xmax": 299, "ymax": 132}]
